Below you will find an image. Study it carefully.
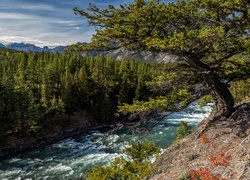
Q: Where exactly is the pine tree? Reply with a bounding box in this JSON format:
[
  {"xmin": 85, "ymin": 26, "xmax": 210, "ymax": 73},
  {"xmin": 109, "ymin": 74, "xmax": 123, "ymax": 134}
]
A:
[{"xmin": 72, "ymin": 0, "xmax": 250, "ymax": 118}]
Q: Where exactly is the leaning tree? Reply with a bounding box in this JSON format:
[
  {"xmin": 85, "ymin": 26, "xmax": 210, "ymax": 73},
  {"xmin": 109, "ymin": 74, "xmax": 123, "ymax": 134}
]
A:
[{"xmin": 72, "ymin": 0, "xmax": 250, "ymax": 121}]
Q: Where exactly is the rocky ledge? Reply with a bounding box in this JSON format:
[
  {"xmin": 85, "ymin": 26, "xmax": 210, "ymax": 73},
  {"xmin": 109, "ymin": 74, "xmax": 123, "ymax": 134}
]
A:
[{"xmin": 150, "ymin": 102, "xmax": 250, "ymax": 180}]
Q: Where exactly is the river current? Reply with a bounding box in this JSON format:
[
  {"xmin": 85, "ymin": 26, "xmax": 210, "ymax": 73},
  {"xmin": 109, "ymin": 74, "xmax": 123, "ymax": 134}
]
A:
[{"xmin": 0, "ymin": 102, "xmax": 212, "ymax": 180}]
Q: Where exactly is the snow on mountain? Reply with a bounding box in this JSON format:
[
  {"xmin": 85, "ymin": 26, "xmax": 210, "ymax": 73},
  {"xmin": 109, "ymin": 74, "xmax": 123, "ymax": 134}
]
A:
[
  {"xmin": 0, "ymin": 43, "xmax": 6, "ymax": 48},
  {"xmin": 4, "ymin": 42, "xmax": 67, "ymax": 53}
]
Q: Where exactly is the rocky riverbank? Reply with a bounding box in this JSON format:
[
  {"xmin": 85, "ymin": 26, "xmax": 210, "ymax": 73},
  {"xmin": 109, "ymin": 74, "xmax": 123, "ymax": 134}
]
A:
[
  {"xmin": 0, "ymin": 110, "xmax": 117, "ymax": 157},
  {"xmin": 150, "ymin": 102, "xmax": 250, "ymax": 180}
]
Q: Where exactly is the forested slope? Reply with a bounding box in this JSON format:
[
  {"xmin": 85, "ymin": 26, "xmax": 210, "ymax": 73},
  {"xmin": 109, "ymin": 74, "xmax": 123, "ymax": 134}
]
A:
[
  {"xmin": 0, "ymin": 49, "xmax": 172, "ymax": 155},
  {"xmin": 0, "ymin": 48, "xmax": 250, "ymax": 157}
]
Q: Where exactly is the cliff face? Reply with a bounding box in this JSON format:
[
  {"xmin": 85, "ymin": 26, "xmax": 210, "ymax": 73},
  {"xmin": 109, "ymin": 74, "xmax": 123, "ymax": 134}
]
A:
[
  {"xmin": 104, "ymin": 48, "xmax": 178, "ymax": 63},
  {"xmin": 150, "ymin": 103, "xmax": 250, "ymax": 180}
]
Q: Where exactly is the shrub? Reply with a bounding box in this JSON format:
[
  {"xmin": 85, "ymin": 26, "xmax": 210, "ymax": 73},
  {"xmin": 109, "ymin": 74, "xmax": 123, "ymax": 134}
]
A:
[
  {"xmin": 209, "ymin": 152, "xmax": 231, "ymax": 167},
  {"xmin": 189, "ymin": 168, "xmax": 226, "ymax": 180},
  {"xmin": 198, "ymin": 95, "xmax": 214, "ymax": 107},
  {"xmin": 187, "ymin": 151, "xmax": 199, "ymax": 161},
  {"xmin": 178, "ymin": 170, "xmax": 192, "ymax": 180},
  {"xmin": 84, "ymin": 141, "xmax": 160, "ymax": 180},
  {"xmin": 176, "ymin": 121, "xmax": 192, "ymax": 141}
]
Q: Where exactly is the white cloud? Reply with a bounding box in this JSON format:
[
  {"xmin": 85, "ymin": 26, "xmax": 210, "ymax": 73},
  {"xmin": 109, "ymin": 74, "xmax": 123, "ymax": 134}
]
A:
[
  {"xmin": 57, "ymin": 20, "xmax": 76, "ymax": 24},
  {"xmin": 56, "ymin": 20, "xmax": 78, "ymax": 26},
  {"xmin": 0, "ymin": 12, "xmax": 35, "ymax": 20},
  {"xmin": 0, "ymin": 35, "xmax": 66, "ymax": 47},
  {"xmin": 0, "ymin": 0, "xmax": 140, "ymax": 47},
  {"xmin": 18, "ymin": 4, "xmax": 55, "ymax": 11}
]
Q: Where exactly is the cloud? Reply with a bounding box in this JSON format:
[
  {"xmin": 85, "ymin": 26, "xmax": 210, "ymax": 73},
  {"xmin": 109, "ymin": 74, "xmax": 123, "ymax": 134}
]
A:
[
  {"xmin": 56, "ymin": 20, "xmax": 78, "ymax": 26},
  {"xmin": 56, "ymin": 20, "xmax": 76, "ymax": 24},
  {"xmin": 0, "ymin": 0, "xmax": 98, "ymax": 47},
  {"xmin": 18, "ymin": 4, "xmax": 55, "ymax": 11},
  {"xmin": 0, "ymin": 12, "xmax": 35, "ymax": 20},
  {"xmin": 0, "ymin": 0, "xmax": 174, "ymax": 47},
  {"xmin": 0, "ymin": 35, "xmax": 65, "ymax": 47}
]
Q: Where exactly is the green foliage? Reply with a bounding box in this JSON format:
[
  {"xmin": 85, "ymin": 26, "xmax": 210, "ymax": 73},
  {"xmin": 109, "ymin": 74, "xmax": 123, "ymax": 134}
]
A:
[
  {"xmin": 73, "ymin": 0, "xmax": 250, "ymax": 118},
  {"xmin": 0, "ymin": 50, "xmax": 170, "ymax": 138},
  {"xmin": 0, "ymin": 45, "xmax": 249, "ymax": 142},
  {"xmin": 123, "ymin": 141, "xmax": 160, "ymax": 163},
  {"xmin": 176, "ymin": 89, "xmax": 192, "ymax": 106},
  {"xmin": 176, "ymin": 121, "xmax": 192, "ymax": 141},
  {"xmin": 119, "ymin": 96, "xmax": 170, "ymax": 114},
  {"xmin": 230, "ymin": 78, "xmax": 250, "ymax": 104},
  {"xmin": 145, "ymin": 72, "xmax": 177, "ymax": 87},
  {"xmin": 51, "ymin": 96, "xmax": 65, "ymax": 112},
  {"xmin": 85, "ymin": 141, "xmax": 160, "ymax": 180},
  {"xmin": 85, "ymin": 158, "xmax": 153, "ymax": 180},
  {"xmin": 119, "ymin": 87, "xmax": 192, "ymax": 115},
  {"xmin": 73, "ymin": 0, "xmax": 250, "ymax": 62},
  {"xmin": 0, "ymin": 83, "xmax": 33, "ymax": 131},
  {"xmin": 177, "ymin": 171, "xmax": 192, "ymax": 180},
  {"xmin": 27, "ymin": 120, "xmax": 42, "ymax": 136},
  {"xmin": 198, "ymin": 95, "xmax": 214, "ymax": 107}
]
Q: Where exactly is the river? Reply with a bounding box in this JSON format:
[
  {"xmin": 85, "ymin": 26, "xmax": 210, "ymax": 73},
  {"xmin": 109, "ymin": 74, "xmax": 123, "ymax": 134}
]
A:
[{"xmin": 0, "ymin": 102, "xmax": 212, "ymax": 180}]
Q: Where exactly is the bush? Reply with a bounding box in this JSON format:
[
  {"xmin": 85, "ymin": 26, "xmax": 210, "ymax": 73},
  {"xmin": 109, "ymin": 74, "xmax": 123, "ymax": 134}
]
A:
[
  {"xmin": 84, "ymin": 141, "xmax": 160, "ymax": 180},
  {"xmin": 178, "ymin": 170, "xmax": 192, "ymax": 180},
  {"xmin": 187, "ymin": 151, "xmax": 199, "ymax": 161},
  {"xmin": 176, "ymin": 121, "xmax": 192, "ymax": 141},
  {"xmin": 198, "ymin": 95, "xmax": 214, "ymax": 107}
]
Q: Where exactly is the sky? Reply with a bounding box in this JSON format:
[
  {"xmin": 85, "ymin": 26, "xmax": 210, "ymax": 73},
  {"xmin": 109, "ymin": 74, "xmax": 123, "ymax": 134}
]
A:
[{"xmin": 0, "ymin": 0, "xmax": 173, "ymax": 47}]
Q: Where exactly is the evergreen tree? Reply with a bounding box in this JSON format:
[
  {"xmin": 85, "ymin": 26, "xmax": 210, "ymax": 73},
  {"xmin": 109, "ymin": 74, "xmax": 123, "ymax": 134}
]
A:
[
  {"xmin": 176, "ymin": 121, "xmax": 192, "ymax": 141},
  {"xmin": 0, "ymin": 49, "xmax": 176, "ymax": 139},
  {"xmin": 85, "ymin": 141, "xmax": 160, "ymax": 180},
  {"xmin": 72, "ymin": 0, "xmax": 250, "ymax": 118}
]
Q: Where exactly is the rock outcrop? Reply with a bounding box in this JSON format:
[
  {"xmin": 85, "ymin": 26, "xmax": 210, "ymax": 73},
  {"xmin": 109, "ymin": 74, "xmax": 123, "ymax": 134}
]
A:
[{"xmin": 150, "ymin": 102, "xmax": 250, "ymax": 180}]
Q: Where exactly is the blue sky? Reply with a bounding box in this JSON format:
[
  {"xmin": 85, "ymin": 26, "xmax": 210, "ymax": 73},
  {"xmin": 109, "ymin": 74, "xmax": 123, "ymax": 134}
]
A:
[{"xmin": 0, "ymin": 0, "xmax": 174, "ymax": 47}]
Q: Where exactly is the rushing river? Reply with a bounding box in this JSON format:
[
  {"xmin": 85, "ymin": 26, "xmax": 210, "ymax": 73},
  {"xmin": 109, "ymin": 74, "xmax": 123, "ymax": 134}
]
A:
[{"xmin": 0, "ymin": 102, "xmax": 212, "ymax": 180}]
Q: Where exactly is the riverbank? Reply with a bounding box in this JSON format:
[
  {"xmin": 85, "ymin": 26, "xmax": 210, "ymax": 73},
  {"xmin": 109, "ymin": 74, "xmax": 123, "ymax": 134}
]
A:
[
  {"xmin": 0, "ymin": 110, "xmax": 118, "ymax": 157},
  {"xmin": 0, "ymin": 101, "xmax": 213, "ymax": 179},
  {"xmin": 0, "ymin": 102, "xmax": 212, "ymax": 158},
  {"xmin": 150, "ymin": 102, "xmax": 250, "ymax": 179}
]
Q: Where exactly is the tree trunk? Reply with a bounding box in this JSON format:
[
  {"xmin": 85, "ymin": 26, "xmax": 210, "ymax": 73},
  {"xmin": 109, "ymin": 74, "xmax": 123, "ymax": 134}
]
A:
[
  {"xmin": 187, "ymin": 57, "xmax": 234, "ymax": 117},
  {"xmin": 203, "ymin": 72, "xmax": 234, "ymax": 117}
]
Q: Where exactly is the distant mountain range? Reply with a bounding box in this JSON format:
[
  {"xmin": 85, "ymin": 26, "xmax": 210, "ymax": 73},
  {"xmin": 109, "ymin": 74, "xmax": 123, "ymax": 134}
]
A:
[
  {"xmin": 0, "ymin": 42, "xmax": 66, "ymax": 54},
  {"xmin": 0, "ymin": 42, "xmax": 177, "ymax": 63}
]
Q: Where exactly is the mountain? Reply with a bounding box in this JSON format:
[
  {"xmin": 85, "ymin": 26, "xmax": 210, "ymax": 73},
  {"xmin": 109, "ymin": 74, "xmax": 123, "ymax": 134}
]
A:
[
  {"xmin": 106, "ymin": 48, "xmax": 178, "ymax": 63},
  {"xmin": 1, "ymin": 42, "xmax": 177, "ymax": 63},
  {"xmin": 0, "ymin": 43, "xmax": 5, "ymax": 48},
  {"xmin": 4, "ymin": 43, "xmax": 67, "ymax": 53},
  {"xmin": 80, "ymin": 44, "xmax": 178, "ymax": 63}
]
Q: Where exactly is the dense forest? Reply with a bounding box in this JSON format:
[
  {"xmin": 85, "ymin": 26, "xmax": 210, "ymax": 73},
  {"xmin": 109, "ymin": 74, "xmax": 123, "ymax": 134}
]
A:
[
  {"xmin": 0, "ymin": 48, "xmax": 249, "ymax": 145},
  {"xmin": 0, "ymin": 48, "xmax": 173, "ymax": 144}
]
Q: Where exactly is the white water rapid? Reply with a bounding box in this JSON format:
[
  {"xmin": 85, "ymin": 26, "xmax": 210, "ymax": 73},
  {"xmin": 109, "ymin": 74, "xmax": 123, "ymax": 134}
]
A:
[{"xmin": 0, "ymin": 102, "xmax": 213, "ymax": 180}]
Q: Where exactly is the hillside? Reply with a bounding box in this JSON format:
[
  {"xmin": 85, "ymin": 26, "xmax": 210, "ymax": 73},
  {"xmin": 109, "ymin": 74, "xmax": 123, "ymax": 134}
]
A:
[
  {"xmin": 0, "ymin": 47, "xmax": 20, "ymax": 60},
  {"xmin": 0, "ymin": 42, "xmax": 177, "ymax": 63},
  {"xmin": 149, "ymin": 102, "xmax": 250, "ymax": 180},
  {"xmin": 0, "ymin": 51, "xmax": 175, "ymax": 157},
  {"xmin": 0, "ymin": 47, "xmax": 19, "ymax": 53}
]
